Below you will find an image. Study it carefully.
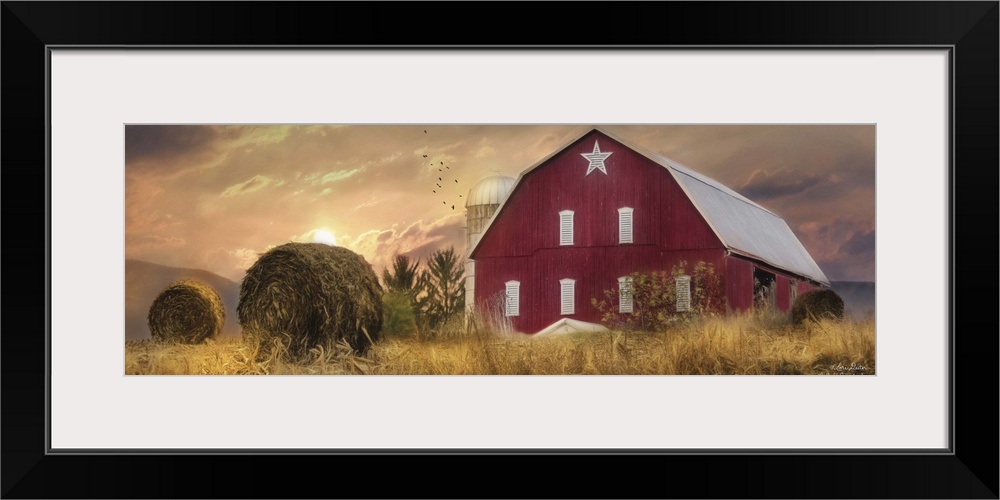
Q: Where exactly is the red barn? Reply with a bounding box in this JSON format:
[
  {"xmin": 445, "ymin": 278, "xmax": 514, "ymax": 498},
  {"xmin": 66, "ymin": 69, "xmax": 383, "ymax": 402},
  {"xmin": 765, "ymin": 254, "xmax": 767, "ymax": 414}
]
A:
[{"xmin": 466, "ymin": 128, "xmax": 829, "ymax": 334}]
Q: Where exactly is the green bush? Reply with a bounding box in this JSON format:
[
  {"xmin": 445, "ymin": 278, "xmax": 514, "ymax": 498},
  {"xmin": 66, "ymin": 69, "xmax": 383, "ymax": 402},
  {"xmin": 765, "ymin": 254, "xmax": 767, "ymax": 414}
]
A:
[
  {"xmin": 382, "ymin": 291, "xmax": 418, "ymax": 337},
  {"xmin": 591, "ymin": 260, "xmax": 725, "ymax": 331},
  {"xmin": 790, "ymin": 288, "xmax": 844, "ymax": 325}
]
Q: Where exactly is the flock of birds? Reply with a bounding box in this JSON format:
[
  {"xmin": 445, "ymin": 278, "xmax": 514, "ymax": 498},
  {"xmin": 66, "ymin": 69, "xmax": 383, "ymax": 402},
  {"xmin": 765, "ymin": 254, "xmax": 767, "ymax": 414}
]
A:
[{"xmin": 424, "ymin": 129, "xmax": 461, "ymax": 211}]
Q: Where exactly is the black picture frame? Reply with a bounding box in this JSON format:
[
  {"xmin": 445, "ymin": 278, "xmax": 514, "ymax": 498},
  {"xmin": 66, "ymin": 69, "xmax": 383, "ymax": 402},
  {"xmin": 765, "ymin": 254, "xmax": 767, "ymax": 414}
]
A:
[{"xmin": 3, "ymin": 2, "xmax": 997, "ymax": 498}]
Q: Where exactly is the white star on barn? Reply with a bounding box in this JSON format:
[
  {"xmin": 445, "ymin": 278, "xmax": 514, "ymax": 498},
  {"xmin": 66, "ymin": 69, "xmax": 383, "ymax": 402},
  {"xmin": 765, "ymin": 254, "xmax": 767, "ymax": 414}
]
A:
[{"xmin": 581, "ymin": 140, "xmax": 612, "ymax": 175}]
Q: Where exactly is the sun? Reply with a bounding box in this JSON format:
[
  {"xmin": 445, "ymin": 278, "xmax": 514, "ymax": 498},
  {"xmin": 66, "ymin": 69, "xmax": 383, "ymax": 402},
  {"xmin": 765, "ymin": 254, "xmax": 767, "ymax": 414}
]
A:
[{"xmin": 312, "ymin": 229, "xmax": 336, "ymax": 246}]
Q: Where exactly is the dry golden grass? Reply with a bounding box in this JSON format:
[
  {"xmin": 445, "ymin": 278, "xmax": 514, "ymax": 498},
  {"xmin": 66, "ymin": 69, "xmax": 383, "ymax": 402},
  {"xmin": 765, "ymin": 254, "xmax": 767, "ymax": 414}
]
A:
[{"xmin": 125, "ymin": 315, "xmax": 875, "ymax": 375}]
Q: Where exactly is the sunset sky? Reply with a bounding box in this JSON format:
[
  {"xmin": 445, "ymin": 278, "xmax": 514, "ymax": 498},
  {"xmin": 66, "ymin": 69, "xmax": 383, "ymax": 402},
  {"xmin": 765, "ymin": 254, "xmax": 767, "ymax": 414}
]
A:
[{"xmin": 124, "ymin": 125, "xmax": 876, "ymax": 284}]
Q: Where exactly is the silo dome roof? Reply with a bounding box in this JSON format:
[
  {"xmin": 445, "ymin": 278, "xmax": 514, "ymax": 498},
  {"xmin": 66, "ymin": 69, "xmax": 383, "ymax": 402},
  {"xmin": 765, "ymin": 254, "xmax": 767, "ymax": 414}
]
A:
[{"xmin": 465, "ymin": 174, "xmax": 515, "ymax": 208}]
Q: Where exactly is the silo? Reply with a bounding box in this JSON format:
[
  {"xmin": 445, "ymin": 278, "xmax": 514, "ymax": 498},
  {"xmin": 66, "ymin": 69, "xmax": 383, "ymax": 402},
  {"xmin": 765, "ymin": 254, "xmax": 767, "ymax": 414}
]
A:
[{"xmin": 464, "ymin": 174, "xmax": 515, "ymax": 314}]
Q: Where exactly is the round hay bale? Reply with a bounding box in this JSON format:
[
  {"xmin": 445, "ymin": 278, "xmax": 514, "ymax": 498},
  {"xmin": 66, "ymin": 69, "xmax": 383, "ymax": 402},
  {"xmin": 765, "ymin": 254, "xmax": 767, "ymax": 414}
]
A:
[
  {"xmin": 237, "ymin": 243, "xmax": 383, "ymax": 359},
  {"xmin": 790, "ymin": 288, "xmax": 845, "ymax": 325},
  {"xmin": 147, "ymin": 279, "xmax": 225, "ymax": 343}
]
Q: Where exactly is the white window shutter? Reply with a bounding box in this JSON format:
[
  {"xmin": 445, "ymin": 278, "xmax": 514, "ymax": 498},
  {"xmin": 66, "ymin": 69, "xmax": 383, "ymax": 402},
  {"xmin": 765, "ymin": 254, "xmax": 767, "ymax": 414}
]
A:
[
  {"xmin": 676, "ymin": 275, "xmax": 691, "ymax": 312},
  {"xmin": 618, "ymin": 276, "xmax": 634, "ymax": 313},
  {"xmin": 560, "ymin": 278, "xmax": 575, "ymax": 315},
  {"xmin": 618, "ymin": 207, "xmax": 633, "ymax": 244},
  {"xmin": 559, "ymin": 210, "xmax": 574, "ymax": 246},
  {"xmin": 505, "ymin": 280, "xmax": 520, "ymax": 317}
]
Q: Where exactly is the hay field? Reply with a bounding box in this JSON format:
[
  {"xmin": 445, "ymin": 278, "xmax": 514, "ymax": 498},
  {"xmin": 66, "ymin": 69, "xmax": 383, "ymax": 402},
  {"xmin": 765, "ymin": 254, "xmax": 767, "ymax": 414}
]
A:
[{"xmin": 125, "ymin": 315, "xmax": 875, "ymax": 375}]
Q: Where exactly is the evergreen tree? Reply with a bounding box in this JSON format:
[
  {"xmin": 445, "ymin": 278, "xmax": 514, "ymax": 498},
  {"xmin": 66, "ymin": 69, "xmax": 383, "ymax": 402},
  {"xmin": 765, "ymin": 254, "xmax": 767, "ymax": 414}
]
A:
[
  {"xmin": 381, "ymin": 254, "xmax": 421, "ymax": 295},
  {"xmin": 416, "ymin": 247, "xmax": 465, "ymax": 329}
]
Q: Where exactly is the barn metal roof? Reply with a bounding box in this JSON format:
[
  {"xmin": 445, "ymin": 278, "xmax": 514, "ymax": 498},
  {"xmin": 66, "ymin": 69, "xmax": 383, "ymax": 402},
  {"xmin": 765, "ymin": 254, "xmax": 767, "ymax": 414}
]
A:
[
  {"xmin": 469, "ymin": 127, "xmax": 831, "ymax": 286},
  {"xmin": 608, "ymin": 132, "xmax": 830, "ymax": 286}
]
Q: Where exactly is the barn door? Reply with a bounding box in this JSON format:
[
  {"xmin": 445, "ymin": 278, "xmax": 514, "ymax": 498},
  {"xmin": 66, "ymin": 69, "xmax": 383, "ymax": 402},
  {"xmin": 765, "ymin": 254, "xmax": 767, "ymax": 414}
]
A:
[{"xmin": 753, "ymin": 267, "xmax": 776, "ymax": 310}]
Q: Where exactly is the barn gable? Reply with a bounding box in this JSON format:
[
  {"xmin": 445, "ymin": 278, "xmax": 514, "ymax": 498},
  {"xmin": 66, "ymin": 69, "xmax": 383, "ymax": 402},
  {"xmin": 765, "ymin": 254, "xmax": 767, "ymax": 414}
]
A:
[
  {"xmin": 469, "ymin": 127, "xmax": 829, "ymax": 286},
  {"xmin": 470, "ymin": 129, "xmax": 723, "ymax": 260}
]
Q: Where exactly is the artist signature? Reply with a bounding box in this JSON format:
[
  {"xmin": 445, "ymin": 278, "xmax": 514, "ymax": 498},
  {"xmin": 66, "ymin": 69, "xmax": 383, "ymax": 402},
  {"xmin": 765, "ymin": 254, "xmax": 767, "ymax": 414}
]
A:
[{"xmin": 831, "ymin": 362, "xmax": 869, "ymax": 373}]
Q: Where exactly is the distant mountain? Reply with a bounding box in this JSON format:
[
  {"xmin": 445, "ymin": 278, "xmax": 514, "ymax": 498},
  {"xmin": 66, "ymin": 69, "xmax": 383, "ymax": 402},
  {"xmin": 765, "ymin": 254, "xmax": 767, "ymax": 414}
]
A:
[
  {"xmin": 125, "ymin": 259, "xmax": 241, "ymax": 341},
  {"xmin": 830, "ymin": 281, "xmax": 876, "ymax": 319}
]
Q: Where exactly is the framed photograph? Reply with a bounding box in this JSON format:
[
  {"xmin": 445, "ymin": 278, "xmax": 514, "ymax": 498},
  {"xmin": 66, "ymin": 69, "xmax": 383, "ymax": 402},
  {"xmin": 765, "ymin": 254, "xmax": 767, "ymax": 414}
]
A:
[
  {"xmin": 121, "ymin": 122, "xmax": 876, "ymax": 376},
  {"xmin": 4, "ymin": 2, "xmax": 996, "ymax": 498}
]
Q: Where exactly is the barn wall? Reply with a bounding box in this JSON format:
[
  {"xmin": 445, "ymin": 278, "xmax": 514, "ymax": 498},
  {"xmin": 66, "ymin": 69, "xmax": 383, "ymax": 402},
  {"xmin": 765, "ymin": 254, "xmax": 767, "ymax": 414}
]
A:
[
  {"xmin": 471, "ymin": 130, "xmax": 729, "ymax": 333},
  {"xmin": 475, "ymin": 247, "xmax": 725, "ymax": 334},
  {"xmin": 775, "ymin": 274, "xmax": 791, "ymax": 311},
  {"xmin": 727, "ymin": 256, "xmax": 820, "ymax": 313},
  {"xmin": 725, "ymin": 256, "xmax": 754, "ymax": 312}
]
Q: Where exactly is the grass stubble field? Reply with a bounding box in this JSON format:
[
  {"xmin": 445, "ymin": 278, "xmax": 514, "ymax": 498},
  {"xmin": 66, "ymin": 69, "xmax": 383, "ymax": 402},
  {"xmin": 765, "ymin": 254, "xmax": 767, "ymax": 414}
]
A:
[{"xmin": 125, "ymin": 313, "xmax": 875, "ymax": 376}]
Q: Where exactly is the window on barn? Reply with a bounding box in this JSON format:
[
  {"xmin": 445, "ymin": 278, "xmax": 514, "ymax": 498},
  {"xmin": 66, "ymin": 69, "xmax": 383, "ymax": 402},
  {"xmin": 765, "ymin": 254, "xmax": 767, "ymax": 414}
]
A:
[
  {"xmin": 618, "ymin": 276, "xmax": 634, "ymax": 313},
  {"xmin": 505, "ymin": 280, "xmax": 520, "ymax": 317},
  {"xmin": 559, "ymin": 210, "xmax": 574, "ymax": 246},
  {"xmin": 618, "ymin": 207, "xmax": 634, "ymax": 244},
  {"xmin": 675, "ymin": 275, "xmax": 691, "ymax": 312},
  {"xmin": 560, "ymin": 278, "xmax": 575, "ymax": 315}
]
